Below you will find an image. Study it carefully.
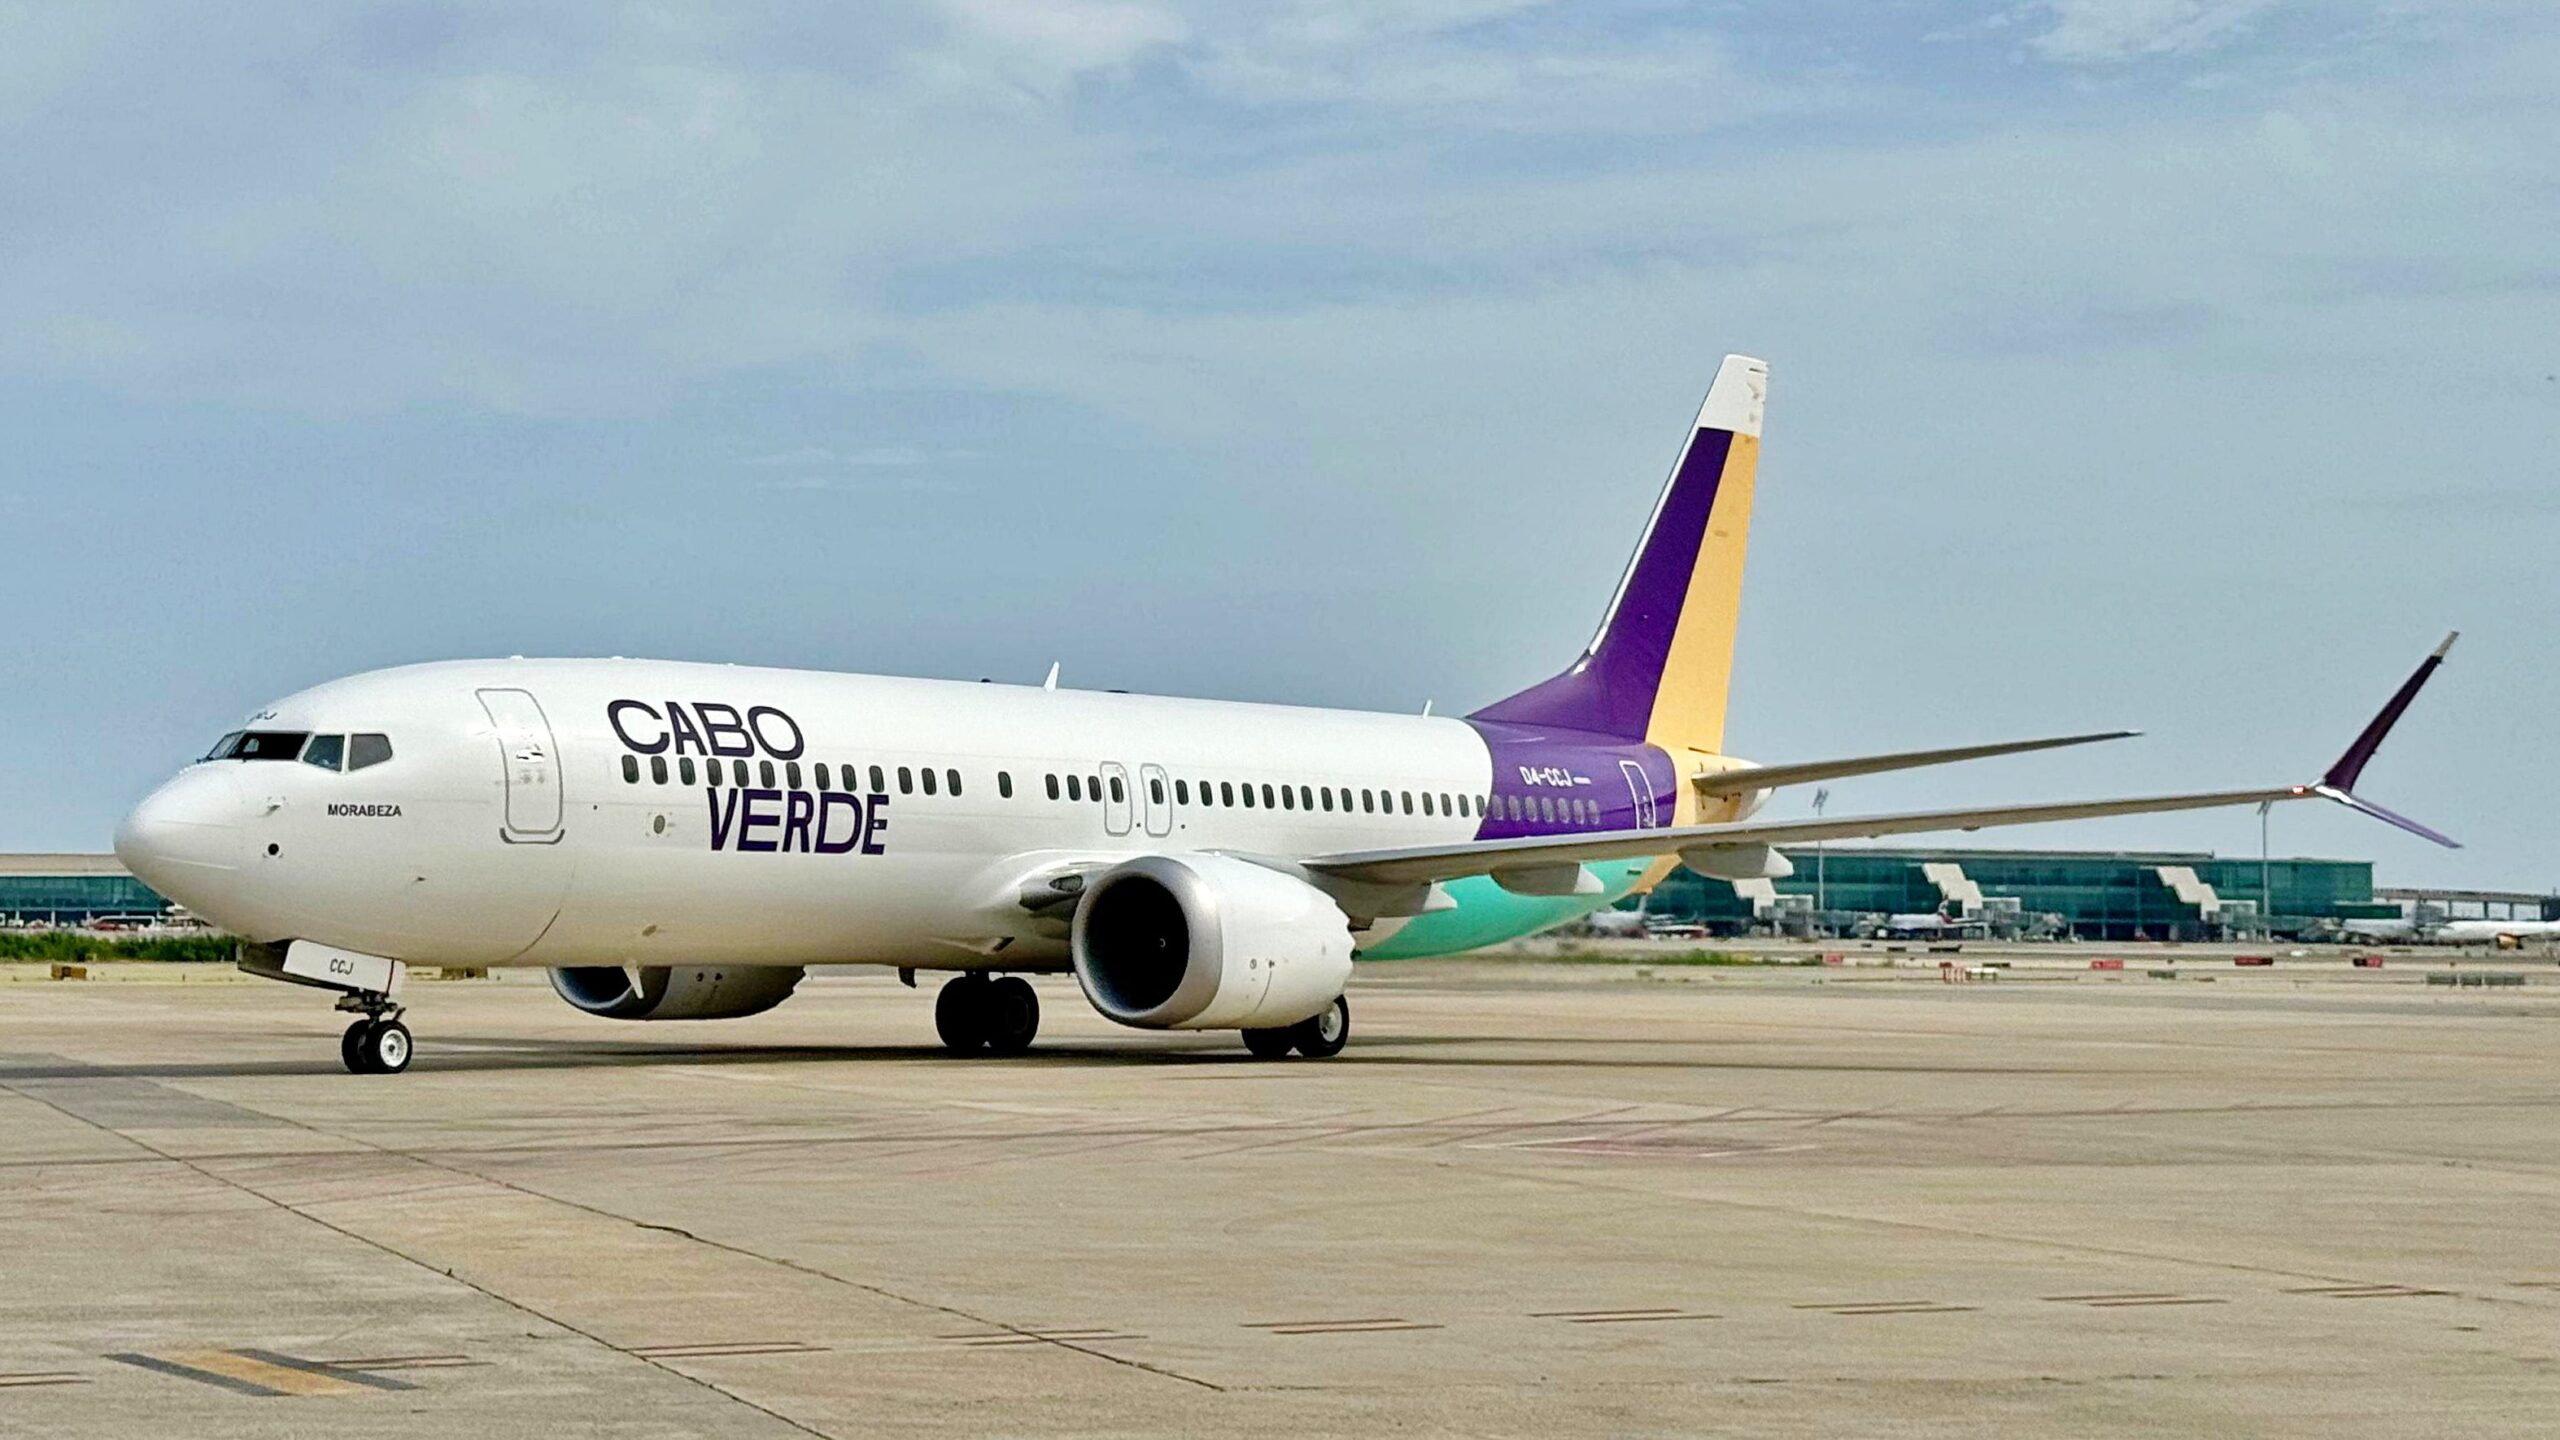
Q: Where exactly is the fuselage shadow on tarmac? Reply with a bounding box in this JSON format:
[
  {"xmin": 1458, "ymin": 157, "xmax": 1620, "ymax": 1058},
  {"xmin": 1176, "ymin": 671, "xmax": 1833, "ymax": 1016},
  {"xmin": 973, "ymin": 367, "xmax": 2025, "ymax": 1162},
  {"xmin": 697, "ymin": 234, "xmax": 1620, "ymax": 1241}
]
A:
[{"xmin": 0, "ymin": 1032, "xmax": 2098, "ymax": 1083}]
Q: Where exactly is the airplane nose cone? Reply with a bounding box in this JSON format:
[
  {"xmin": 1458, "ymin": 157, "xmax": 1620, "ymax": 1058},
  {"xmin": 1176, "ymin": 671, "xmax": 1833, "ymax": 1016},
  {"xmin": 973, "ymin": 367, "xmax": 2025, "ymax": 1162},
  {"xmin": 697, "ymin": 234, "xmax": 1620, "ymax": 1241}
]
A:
[{"xmin": 115, "ymin": 768, "xmax": 243, "ymax": 899}]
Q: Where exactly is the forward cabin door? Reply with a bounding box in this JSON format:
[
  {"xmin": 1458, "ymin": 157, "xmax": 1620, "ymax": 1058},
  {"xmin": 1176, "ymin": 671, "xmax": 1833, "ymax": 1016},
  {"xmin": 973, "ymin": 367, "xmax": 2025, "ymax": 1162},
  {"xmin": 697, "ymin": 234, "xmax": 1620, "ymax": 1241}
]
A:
[
  {"xmin": 1139, "ymin": 763, "xmax": 1174, "ymax": 838},
  {"xmin": 1619, "ymin": 759, "xmax": 1661, "ymax": 830},
  {"xmin": 478, "ymin": 688, "xmax": 564, "ymax": 842},
  {"xmin": 1099, "ymin": 761, "xmax": 1134, "ymax": 837}
]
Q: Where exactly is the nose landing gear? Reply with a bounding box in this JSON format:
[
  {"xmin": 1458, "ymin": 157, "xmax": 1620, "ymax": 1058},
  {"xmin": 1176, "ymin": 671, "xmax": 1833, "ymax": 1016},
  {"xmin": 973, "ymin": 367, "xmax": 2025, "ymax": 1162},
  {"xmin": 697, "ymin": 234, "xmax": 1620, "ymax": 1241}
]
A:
[{"xmin": 339, "ymin": 1009, "xmax": 412, "ymax": 1074}]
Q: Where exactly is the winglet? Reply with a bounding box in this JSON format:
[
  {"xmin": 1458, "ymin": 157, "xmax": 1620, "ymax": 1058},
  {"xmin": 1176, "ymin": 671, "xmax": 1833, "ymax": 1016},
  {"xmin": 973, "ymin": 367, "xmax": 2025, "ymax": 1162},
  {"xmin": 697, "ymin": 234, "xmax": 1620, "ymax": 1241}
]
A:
[
  {"xmin": 2313, "ymin": 631, "xmax": 2459, "ymax": 848},
  {"xmin": 2323, "ymin": 631, "xmax": 2454, "ymax": 791}
]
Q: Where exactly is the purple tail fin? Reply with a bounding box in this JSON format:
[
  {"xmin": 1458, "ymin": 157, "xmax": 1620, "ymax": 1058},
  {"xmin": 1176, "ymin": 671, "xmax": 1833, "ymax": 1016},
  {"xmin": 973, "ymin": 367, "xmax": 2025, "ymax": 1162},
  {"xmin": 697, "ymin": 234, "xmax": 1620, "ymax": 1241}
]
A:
[{"xmin": 1473, "ymin": 355, "xmax": 1766, "ymax": 748}]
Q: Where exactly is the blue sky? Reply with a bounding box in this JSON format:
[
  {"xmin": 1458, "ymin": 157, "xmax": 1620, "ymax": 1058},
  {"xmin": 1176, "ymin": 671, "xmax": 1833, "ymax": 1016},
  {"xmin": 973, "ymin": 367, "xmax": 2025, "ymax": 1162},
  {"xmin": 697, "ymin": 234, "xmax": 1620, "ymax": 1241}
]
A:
[{"xmin": 3, "ymin": 0, "xmax": 2552, "ymax": 888}]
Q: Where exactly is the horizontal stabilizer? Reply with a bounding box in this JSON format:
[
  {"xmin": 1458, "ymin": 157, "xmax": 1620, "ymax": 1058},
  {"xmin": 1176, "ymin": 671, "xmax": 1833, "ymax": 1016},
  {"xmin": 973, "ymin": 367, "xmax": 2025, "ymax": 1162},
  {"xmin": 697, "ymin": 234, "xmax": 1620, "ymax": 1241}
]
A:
[
  {"xmin": 1691, "ymin": 730, "xmax": 2138, "ymax": 797},
  {"xmin": 1307, "ymin": 785, "xmax": 2311, "ymax": 889}
]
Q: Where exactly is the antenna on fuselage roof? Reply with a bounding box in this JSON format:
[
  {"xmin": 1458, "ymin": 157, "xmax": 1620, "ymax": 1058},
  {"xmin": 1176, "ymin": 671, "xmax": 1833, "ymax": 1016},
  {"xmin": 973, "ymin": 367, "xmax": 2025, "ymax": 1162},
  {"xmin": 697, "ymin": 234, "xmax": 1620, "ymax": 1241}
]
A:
[
  {"xmin": 1421, "ymin": 699, "xmax": 1433, "ymax": 716},
  {"xmin": 1042, "ymin": 661, "xmax": 1060, "ymax": 692}
]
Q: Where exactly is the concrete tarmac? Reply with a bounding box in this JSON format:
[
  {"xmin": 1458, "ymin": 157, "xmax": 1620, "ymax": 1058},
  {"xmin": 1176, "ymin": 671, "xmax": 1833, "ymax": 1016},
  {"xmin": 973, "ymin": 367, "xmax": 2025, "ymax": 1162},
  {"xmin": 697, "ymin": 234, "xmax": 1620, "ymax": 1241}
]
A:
[{"xmin": 1, "ymin": 961, "xmax": 2554, "ymax": 1437}]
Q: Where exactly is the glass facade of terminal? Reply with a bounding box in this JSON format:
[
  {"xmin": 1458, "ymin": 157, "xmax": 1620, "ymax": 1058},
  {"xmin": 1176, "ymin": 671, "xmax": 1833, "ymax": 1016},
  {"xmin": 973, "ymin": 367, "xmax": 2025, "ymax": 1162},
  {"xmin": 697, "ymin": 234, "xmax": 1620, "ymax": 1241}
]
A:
[
  {"xmin": 0, "ymin": 873, "xmax": 173, "ymax": 924},
  {"xmin": 1647, "ymin": 847, "xmax": 2392, "ymax": 941}
]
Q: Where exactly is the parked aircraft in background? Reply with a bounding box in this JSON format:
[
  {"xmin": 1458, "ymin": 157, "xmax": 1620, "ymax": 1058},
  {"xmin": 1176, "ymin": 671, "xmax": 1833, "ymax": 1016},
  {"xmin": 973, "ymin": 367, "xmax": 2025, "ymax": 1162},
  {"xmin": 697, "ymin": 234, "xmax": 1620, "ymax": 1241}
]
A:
[
  {"xmin": 2340, "ymin": 915, "xmax": 2560, "ymax": 946},
  {"xmin": 116, "ymin": 356, "xmax": 2459, "ymax": 1073}
]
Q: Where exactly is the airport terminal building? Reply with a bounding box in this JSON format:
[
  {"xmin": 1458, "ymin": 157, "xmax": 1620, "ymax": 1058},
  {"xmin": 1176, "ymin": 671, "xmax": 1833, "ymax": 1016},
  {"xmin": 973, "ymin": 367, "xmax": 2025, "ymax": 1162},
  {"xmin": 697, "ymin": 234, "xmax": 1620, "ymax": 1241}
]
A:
[
  {"xmin": 1642, "ymin": 845, "xmax": 2411, "ymax": 941},
  {"xmin": 0, "ymin": 854, "xmax": 172, "ymax": 926}
]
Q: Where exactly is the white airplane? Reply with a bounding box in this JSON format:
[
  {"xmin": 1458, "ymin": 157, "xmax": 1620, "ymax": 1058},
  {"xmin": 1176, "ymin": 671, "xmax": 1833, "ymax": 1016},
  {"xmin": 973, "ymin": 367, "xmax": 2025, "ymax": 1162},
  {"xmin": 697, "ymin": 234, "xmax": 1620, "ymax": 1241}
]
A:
[
  {"xmin": 115, "ymin": 356, "xmax": 2460, "ymax": 1074},
  {"xmin": 2340, "ymin": 915, "xmax": 2560, "ymax": 946}
]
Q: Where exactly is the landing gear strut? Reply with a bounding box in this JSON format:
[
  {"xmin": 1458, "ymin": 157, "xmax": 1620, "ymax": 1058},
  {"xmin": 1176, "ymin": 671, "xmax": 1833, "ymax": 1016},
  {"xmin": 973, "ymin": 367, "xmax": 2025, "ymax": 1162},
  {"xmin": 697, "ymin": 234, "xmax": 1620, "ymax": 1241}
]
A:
[
  {"xmin": 936, "ymin": 974, "xmax": 1040, "ymax": 1056},
  {"xmin": 335, "ymin": 992, "xmax": 411, "ymax": 1074},
  {"xmin": 1243, "ymin": 994, "xmax": 1349, "ymax": 1060}
]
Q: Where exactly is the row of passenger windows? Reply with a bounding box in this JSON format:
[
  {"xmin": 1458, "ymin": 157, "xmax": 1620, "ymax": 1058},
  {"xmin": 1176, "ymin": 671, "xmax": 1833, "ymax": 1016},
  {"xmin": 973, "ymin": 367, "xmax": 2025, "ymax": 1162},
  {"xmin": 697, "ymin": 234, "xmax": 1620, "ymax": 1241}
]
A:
[
  {"xmin": 621, "ymin": 754, "xmax": 968, "ymax": 797},
  {"xmin": 202, "ymin": 730, "xmax": 394, "ymax": 772},
  {"xmin": 617, "ymin": 753, "xmax": 1612, "ymax": 827}
]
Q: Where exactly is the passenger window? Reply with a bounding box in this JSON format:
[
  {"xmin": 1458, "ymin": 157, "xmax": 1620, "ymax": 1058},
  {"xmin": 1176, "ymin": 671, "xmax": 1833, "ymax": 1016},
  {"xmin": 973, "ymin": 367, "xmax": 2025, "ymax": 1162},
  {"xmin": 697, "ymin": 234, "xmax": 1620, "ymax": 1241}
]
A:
[
  {"xmin": 1149, "ymin": 777, "xmax": 1164, "ymax": 805},
  {"xmin": 760, "ymin": 759, "xmax": 776, "ymax": 788},
  {"xmin": 899, "ymin": 766, "xmax": 914, "ymax": 795},
  {"xmin": 999, "ymin": 772, "xmax": 1014, "ymax": 799},
  {"xmin": 1241, "ymin": 783, "xmax": 1256, "ymax": 809},
  {"xmin": 921, "ymin": 768, "xmax": 937, "ymax": 796},
  {"xmin": 622, "ymin": 754, "xmax": 640, "ymax": 784},
  {"xmin": 786, "ymin": 761, "xmax": 802, "ymax": 789},
  {"xmin": 1175, "ymin": 779, "xmax": 1189, "ymax": 805},
  {"xmin": 1108, "ymin": 775, "xmax": 1124, "ymax": 803},
  {"xmin": 1221, "ymin": 781, "xmax": 1236, "ymax": 807},
  {"xmin": 652, "ymin": 755, "xmax": 669, "ymax": 784},
  {"xmin": 1280, "ymin": 785, "xmax": 1295, "ymax": 811},
  {"xmin": 1260, "ymin": 784, "xmax": 1276, "ymax": 808},
  {"xmin": 870, "ymin": 765, "xmax": 886, "ymax": 793},
  {"xmin": 1089, "ymin": 774, "xmax": 1102, "ymax": 801},
  {"xmin": 1068, "ymin": 774, "xmax": 1083, "ymax": 801},
  {"xmin": 734, "ymin": 759, "xmax": 751, "ymax": 787},
  {"xmin": 1298, "ymin": 785, "xmax": 1313, "ymax": 810},
  {"xmin": 1402, "ymin": 791, "xmax": 1415, "ymax": 815},
  {"xmin": 1046, "ymin": 773, "xmax": 1061, "ymax": 800},
  {"xmin": 683, "ymin": 757, "xmax": 699, "ymax": 786},
  {"xmin": 1440, "ymin": 792, "xmax": 1453, "ymax": 816},
  {"xmin": 949, "ymin": 769, "xmax": 962, "ymax": 797},
  {"xmin": 813, "ymin": 762, "xmax": 829, "ymax": 791},
  {"xmin": 1319, "ymin": 787, "xmax": 1333, "ymax": 812},
  {"xmin": 1508, "ymin": 795, "xmax": 1523, "ymax": 820},
  {"xmin": 302, "ymin": 734, "xmax": 345, "ymax": 772}
]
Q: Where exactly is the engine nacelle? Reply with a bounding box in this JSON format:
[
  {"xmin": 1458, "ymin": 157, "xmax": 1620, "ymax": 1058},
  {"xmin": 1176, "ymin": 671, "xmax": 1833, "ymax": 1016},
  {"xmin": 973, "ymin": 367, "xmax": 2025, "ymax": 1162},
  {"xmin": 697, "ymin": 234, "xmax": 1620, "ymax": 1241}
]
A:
[
  {"xmin": 1071, "ymin": 853, "xmax": 1353, "ymax": 1030},
  {"xmin": 548, "ymin": 965, "xmax": 805, "ymax": 1020}
]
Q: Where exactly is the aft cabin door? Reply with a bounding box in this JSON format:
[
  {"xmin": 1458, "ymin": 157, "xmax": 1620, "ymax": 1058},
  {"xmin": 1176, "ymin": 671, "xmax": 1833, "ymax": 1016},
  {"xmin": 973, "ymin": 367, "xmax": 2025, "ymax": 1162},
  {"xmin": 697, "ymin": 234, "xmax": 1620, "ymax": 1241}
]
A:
[
  {"xmin": 478, "ymin": 688, "xmax": 564, "ymax": 841},
  {"xmin": 1619, "ymin": 759, "xmax": 1660, "ymax": 830}
]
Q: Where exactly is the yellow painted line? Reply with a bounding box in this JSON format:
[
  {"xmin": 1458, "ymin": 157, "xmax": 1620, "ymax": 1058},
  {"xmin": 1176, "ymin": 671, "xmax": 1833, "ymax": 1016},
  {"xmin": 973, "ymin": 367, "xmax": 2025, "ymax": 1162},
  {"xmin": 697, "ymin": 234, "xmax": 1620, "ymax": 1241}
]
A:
[{"xmin": 156, "ymin": 1349, "xmax": 371, "ymax": 1397}]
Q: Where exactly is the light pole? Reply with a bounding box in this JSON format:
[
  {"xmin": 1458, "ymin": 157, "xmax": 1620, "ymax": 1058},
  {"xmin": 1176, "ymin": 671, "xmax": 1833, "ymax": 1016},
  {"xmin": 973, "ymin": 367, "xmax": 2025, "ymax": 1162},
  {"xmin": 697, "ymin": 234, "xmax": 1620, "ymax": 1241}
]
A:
[
  {"xmin": 1812, "ymin": 787, "xmax": 1830, "ymax": 928},
  {"xmin": 2259, "ymin": 800, "xmax": 2273, "ymax": 939}
]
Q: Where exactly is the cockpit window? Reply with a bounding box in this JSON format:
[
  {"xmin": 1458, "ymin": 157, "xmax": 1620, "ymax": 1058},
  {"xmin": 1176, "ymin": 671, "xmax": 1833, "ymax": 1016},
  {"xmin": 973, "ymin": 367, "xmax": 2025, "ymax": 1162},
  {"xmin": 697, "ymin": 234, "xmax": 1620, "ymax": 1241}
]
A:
[
  {"xmin": 348, "ymin": 734, "xmax": 394, "ymax": 771},
  {"xmin": 202, "ymin": 731, "xmax": 244, "ymax": 762},
  {"xmin": 229, "ymin": 731, "xmax": 311, "ymax": 761},
  {"xmin": 302, "ymin": 734, "xmax": 345, "ymax": 771}
]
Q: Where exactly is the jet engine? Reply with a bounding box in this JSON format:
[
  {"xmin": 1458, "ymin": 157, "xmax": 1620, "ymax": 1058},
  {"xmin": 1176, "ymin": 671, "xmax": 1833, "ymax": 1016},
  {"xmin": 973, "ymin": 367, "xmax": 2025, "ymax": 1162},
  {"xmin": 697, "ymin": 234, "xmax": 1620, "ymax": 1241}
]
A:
[
  {"xmin": 548, "ymin": 965, "xmax": 805, "ymax": 1020},
  {"xmin": 1071, "ymin": 853, "xmax": 1353, "ymax": 1030}
]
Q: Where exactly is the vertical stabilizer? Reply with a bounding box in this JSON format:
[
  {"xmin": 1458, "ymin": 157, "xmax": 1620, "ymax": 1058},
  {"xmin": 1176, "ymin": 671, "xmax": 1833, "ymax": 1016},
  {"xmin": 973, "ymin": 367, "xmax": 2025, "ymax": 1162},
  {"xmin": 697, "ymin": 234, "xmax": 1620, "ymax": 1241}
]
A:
[{"xmin": 1473, "ymin": 354, "xmax": 1766, "ymax": 754}]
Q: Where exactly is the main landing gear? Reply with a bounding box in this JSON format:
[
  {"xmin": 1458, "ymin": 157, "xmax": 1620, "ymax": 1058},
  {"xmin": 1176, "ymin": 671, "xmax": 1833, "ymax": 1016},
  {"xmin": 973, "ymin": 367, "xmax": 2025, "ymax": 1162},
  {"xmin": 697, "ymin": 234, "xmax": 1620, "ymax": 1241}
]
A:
[
  {"xmin": 1242, "ymin": 995, "xmax": 1349, "ymax": 1060},
  {"xmin": 936, "ymin": 973, "xmax": 1040, "ymax": 1056},
  {"xmin": 336, "ymin": 992, "xmax": 411, "ymax": 1075}
]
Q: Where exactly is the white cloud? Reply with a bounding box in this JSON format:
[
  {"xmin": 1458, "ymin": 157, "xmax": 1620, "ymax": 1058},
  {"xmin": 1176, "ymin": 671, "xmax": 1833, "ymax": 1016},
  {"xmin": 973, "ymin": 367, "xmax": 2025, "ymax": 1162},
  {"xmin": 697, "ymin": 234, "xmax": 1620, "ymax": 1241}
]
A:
[{"xmin": 2026, "ymin": 0, "xmax": 2276, "ymax": 64}]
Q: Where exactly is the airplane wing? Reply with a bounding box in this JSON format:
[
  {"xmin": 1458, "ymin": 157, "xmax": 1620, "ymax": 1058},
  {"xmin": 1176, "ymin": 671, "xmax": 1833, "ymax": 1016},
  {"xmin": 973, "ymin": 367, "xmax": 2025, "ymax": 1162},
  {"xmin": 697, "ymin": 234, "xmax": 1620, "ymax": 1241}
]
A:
[
  {"xmin": 1689, "ymin": 730, "xmax": 2138, "ymax": 796},
  {"xmin": 1306, "ymin": 633, "xmax": 2461, "ymax": 892}
]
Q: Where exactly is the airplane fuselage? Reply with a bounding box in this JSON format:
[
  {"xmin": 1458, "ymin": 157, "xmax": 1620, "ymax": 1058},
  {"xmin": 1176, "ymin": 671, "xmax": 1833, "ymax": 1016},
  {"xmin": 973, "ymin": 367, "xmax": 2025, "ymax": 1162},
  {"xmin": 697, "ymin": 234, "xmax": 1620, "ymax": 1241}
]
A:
[{"xmin": 124, "ymin": 658, "xmax": 1755, "ymax": 973}]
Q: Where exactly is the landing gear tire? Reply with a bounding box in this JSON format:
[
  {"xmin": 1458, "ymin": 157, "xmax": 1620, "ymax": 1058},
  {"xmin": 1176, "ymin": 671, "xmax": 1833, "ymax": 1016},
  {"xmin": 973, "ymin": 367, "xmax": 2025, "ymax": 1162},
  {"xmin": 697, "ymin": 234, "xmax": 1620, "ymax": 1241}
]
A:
[
  {"xmin": 935, "ymin": 976, "xmax": 987, "ymax": 1054},
  {"xmin": 981, "ymin": 976, "xmax": 1041, "ymax": 1056},
  {"xmin": 1241, "ymin": 1026, "xmax": 1296, "ymax": 1059},
  {"xmin": 341, "ymin": 1020, "xmax": 375, "ymax": 1074},
  {"xmin": 343, "ymin": 1019, "xmax": 411, "ymax": 1074},
  {"xmin": 1291, "ymin": 995, "xmax": 1350, "ymax": 1059}
]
